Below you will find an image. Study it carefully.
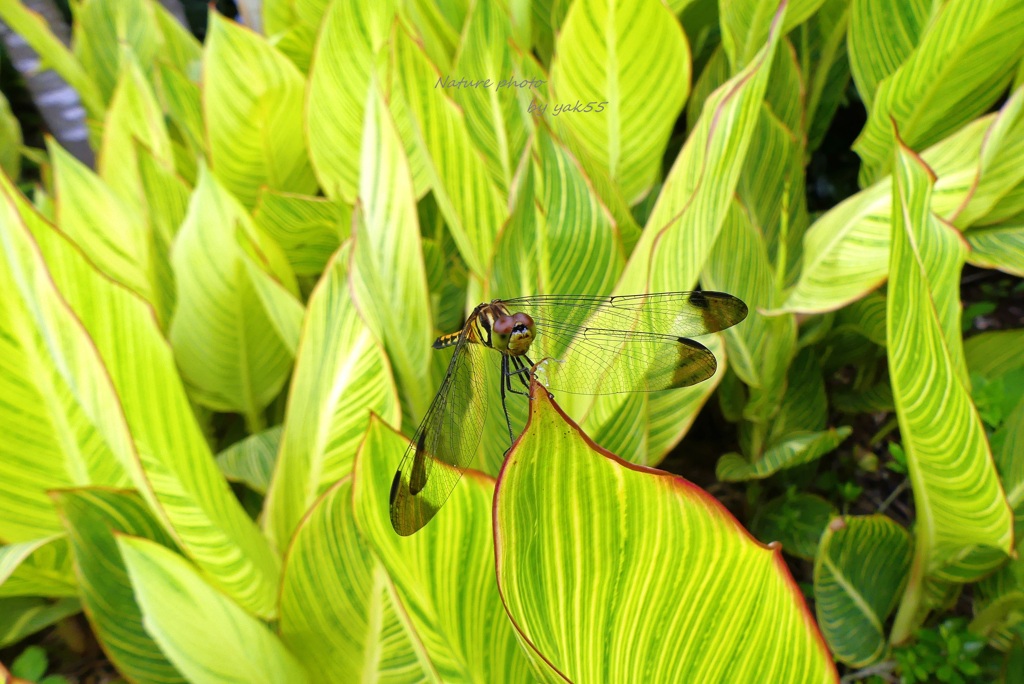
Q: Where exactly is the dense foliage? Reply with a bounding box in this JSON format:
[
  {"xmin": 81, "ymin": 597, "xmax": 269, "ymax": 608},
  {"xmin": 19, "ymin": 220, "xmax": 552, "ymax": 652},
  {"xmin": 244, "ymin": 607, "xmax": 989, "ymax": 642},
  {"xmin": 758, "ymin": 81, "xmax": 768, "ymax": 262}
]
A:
[{"xmin": 0, "ymin": 0, "xmax": 1022, "ymax": 682}]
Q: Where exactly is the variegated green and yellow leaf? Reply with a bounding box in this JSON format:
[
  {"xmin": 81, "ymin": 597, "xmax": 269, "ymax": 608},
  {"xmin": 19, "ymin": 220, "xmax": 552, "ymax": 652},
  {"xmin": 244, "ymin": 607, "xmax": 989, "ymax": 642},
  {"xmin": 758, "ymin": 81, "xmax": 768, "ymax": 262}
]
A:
[
  {"xmin": 800, "ymin": 0, "xmax": 851, "ymax": 152},
  {"xmin": 783, "ymin": 88, "xmax": 1024, "ymax": 313},
  {"xmin": 563, "ymin": 6, "xmax": 786, "ymax": 459},
  {"xmin": 705, "ymin": 200, "xmax": 796, "ymax": 392},
  {"xmin": 135, "ymin": 143, "xmax": 190, "ymax": 321},
  {"xmin": 887, "ymin": 137, "xmax": 1012, "ymax": 638},
  {"xmin": 169, "ymin": 166, "xmax": 303, "ymax": 422},
  {"xmin": 99, "ymin": 56, "xmax": 177, "ymax": 323},
  {"xmin": 947, "ymin": 88, "xmax": 1024, "ymax": 229},
  {"xmin": 0, "ymin": 0, "xmax": 104, "ymax": 116},
  {"xmin": 492, "ymin": 126, "xmax": 624, "ymax": 300},
  {"xmin": 537, "ymin": 88, "xmax": 643, "ymax": 251},
  {"xmin": 263, "ymin": 247, "xmax": 400, "ymax": 551},
  {"xmin": 154, "ymin": 61, "xmax": 205, "ymax": 168},
  {"xmin": 262, "ymin": 0, "xmax": 329, "ymax": 72},
  {"xmin": 853, "ymin": 0, "xmax": 1024, "ymax": 185},
  {"xmin": 398, "ymin": 0, "xmax": 461, "ymax": 71},
  {"xmin": 686, "ymin": 45, "xmax": 729, "ymax": 131},
  {"xmin": 393, "ymin": 23, "xmax": 508, "ymax": 279},
  {"xmin": 496, "ymin": 384, "xmax": 836, "ymax": 682},
  {"xmin": 349, "ymin": 86, "xmax": 434, "ymax": 423},
  {"xmin": 0, "ymin": 177, "xmax": 132, "ymax": 541},
  {"xmin": 203, "ymin": 13, "xmax": 317, "ymax": 208},
  {"xmin": 118, "ymin": 536, "xmax": 308, "ymax": 684},
  {"xmin": 846, "ymin": 0, "xmax": 927, "ymax": 110},
  {"xmin": 216, "ymin": 427, "xmax": 282, "ymax": 496},
  {"xmin": 252, "ymin": 190, "xmax": 348, "ymax": 277},
  {"xmin": 814, "ymin": 516, "xmax": 912, "ymax": 667},
  {"xmin": 72, "ymin": 0, "xmax": 161, "ymax": 104},
  {"xmin": 6, "ymin": 174, "xmax": 281, "ymax": 618},
  {"xmin": 306, "ymin": 0, "xmax": 397, "ymax": 202},
  {"xmin": 981, "ymin": 177, "xmax": 1024, "ymax": 227},
  {"xmin": 744, "ymin": 62, "xmax": 810, "ymax": 287},
  {"xmin": 0, "ymin": 536, "xmax": 75, "ymax": 598},
  {"xmin": 550, "ymin": 0, "xmax": 689, "ymax": 204},
  {"xmin": 150, "ymin": 0, "xmax": 202, "ymax": 77},
  {"xmin": 0, "ymin": 90, "xmax": 21, "ymax": 180},
  {"xmin": 451, "ymin": 0, "xmax": 532, "ymax": 194},
  {"xmin": 717, "ymin": 428, "xmax": 852, "ymax": 481},
  {"xmin": 99, "ymin": 53, "xmax": 173, "ymax": 211},
  {"xmin": 751, "ymin": 492, "xmax": 837, "ymax": 560},
  {"xmin": 720, "ymin": 0, "xmax": 825, "ymax": 71},
  {"xmin": 421, "ymin": 237, "xmax": 467, "ymax": 337},
  {"xmin": 0, "ymin": 597, "xmax": 80, "ymax": 649},
  {"xmin": 52, "ymin": 488, "xmax": 185, "ymax": 684},
  {"xmin": 966, "ymin": 220, "xmax": 1024, "ymax": 277},
  {"xmin": 619, "ymin": 2, "xmax": 784, "ymax": 297},
  {"xmin": 49, "ymin": 139, "xmax": 159, "ymax": 316},
  {"xmin": 279, "ymin": 476, "xmax": 436, "ymax": 683},
  {"xmin": 351, "ymin": 418, "xmax": 532, "ymax": 681}
]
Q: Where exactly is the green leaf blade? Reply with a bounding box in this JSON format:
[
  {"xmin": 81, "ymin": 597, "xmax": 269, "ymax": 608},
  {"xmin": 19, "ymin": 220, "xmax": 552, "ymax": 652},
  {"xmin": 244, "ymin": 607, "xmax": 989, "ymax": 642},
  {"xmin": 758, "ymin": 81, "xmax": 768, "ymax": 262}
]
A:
[
  {"xmin": 814, "ymin": 515, "xmax": 912, "ymax": 667},
  {"xmin": 263, "ymin": 248, "xmax": 400, "ymax": 551},
  {"xmin": 551, "ymin": 0, "xmax": 690, "ymax": 203},
  {"xmin": 887, "ymin": 137, "xmax": 1012, "ymax": 585},
  {"xmin": 280, "ymin": 476, "xmax": 435, "ymax": 683},
  {"xmin": 118, "ymin": 536, "xmax": 308, "ymax": 684},
  {"xmin": 352, "ymin": 418, "xmax": 532, "ymax": 682},
  {"xmin": 203, "ymin": 13, "xmax": 317, "ymax": 208},
  {"xmin": 496, "ymin": 385, "xmax": 837, "ymax": 682},
  {"xmin": 53, "ymin": 488, "xmax": 186, "ymax": 684}
]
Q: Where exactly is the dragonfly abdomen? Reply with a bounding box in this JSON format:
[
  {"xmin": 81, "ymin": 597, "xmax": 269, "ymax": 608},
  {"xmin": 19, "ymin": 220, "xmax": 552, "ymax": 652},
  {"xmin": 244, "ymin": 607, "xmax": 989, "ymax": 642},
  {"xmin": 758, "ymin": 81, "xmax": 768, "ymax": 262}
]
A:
[{"xmin": 432, "ymin": 331, "xmax": 462, "ymax": 349}]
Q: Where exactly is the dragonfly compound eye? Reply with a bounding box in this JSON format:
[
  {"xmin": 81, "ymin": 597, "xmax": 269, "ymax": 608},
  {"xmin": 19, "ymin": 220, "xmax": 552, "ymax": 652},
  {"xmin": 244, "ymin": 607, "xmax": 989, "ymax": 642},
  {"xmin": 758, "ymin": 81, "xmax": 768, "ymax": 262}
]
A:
[
  {"xmin": 493, "ymin": 315, "xmax": 515, "ymax": 336},
  {"xmin": 512, "ymin": 312, "xmax": 534, "ymax": 329}
]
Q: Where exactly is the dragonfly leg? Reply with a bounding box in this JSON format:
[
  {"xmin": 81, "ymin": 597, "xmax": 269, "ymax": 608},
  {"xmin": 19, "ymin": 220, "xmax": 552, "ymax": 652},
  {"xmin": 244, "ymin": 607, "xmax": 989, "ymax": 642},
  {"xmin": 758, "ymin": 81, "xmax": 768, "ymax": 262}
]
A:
[
  {"xmin": 506, "ymin": 355, "xmax": 530, "ymax": 396},
  {"xmin": 520, "ymin": 355, "xmax": 535, "ymax": 389},
  {"xmin": 500, "ymin": 355, "xmax": 515, "ymax": 443},
  {"xmin": 520, "ymin": 354, "xmax": 552, "ymax": 399}
]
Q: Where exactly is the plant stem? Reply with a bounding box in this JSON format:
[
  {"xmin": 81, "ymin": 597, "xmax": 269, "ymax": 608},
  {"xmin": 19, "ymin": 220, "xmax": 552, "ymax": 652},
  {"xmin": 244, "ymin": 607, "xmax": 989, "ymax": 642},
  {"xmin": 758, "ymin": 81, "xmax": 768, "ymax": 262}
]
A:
[{"xmin": 890, "ymin": 543, "xmax": 927, "ymax": 644}]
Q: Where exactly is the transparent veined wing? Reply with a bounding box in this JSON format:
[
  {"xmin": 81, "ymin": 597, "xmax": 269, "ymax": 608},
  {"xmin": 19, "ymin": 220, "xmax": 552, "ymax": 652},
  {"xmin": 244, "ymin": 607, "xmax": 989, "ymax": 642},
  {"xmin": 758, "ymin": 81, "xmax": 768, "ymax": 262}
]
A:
[
  {"xmin": 502, "ymin": 291, "xmax": 748, "ymax": 395},
  {"xmin": 389, "ymin": 332, "xmax": 491, "ymax": 536}
]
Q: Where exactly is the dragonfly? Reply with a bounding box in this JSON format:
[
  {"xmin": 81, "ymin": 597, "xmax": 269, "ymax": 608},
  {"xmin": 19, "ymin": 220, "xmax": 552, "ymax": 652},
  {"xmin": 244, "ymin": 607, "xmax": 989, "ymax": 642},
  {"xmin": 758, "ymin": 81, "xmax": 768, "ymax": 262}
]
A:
[{"xmin": 389, "ymin": 291, "xmax": 748, "ymax": 535}]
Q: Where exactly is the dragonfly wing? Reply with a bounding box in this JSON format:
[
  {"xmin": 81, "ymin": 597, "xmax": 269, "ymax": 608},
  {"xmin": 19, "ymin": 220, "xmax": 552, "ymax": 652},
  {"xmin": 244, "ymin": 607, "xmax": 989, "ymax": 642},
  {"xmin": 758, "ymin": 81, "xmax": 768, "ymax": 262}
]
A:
[
  {"xmin": 389, "ymin": 336, "xmax": 491, "ymax": 535},
  {"xmin": 504, "ymin": 292, "xmax": 746, "ymax": 395},
  {"xmin": 531, "ymin": 327, "xmax": 719, "ymax": 395},
  {"xmin": 504, "ymin": 291, "xmax": 748, "ymax": 341}
]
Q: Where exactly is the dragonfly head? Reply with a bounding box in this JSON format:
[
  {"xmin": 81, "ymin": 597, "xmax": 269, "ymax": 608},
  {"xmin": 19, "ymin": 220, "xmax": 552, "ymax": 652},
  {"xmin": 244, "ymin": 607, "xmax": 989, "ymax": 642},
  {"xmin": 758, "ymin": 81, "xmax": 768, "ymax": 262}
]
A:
[{"xmin": 494, "ymin": 312, "xmax": 535, "ymax": 355}]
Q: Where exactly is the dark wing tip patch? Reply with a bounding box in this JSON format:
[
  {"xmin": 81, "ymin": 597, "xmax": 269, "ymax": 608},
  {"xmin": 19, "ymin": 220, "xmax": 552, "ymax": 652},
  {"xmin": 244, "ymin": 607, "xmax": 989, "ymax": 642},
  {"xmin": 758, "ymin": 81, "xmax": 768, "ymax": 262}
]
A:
[
  {"xmin": 733, "ymin": 296, "xmax": 749, "ymax": 323},
  {"xmin": 690, "ymin": 291, "xmax": 710, "ymax": 308},
  {"xmin": 389, "ymin": 470, "xmax": 401, "ymax": 506},
  {"xmin": 389, "ymin": 472, "xmax": 411, "ymax": 536},
  {"xmin": 671, "ymin": 337, "xmax": 718, "ymax": 387}
]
